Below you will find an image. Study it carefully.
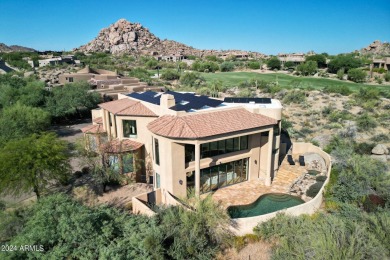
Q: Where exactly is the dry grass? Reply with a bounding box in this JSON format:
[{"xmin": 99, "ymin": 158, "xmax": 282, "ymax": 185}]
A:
[{"xmin": 218, "ymin": 240, "xmax": 273, "ymax": 260}]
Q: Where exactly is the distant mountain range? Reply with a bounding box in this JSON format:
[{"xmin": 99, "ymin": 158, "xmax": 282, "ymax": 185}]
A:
[{"xmin": 0, "ymin": 43, "xmax": 36, "ymax": 53}]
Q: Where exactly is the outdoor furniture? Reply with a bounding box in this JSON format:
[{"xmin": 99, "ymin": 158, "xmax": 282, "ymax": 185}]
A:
[
  {"xmin": 287, "ymin": 155, "xmax": 295, "ymax": 165},
  {"xmin": 299, "ymin": 156, "xmax": 305, "ymax": 166}
]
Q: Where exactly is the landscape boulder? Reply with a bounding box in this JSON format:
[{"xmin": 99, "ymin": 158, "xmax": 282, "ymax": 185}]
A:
[
  {"xmin": 303, "ymin": 152, "xmax": 327, "ymax": 173},
  {"xmin": 371, "ymin": 144, "xmax": 389, "ymax": 155}
]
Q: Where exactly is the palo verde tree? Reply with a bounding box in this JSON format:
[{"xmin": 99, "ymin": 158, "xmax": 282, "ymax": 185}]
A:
[
  {"xmin": 0, "ymin": 132, "xmax": 71, "ymax": 199},
  {"xmin": 267, "ymin": 57, "xmax": 281, "ymax": 70}
]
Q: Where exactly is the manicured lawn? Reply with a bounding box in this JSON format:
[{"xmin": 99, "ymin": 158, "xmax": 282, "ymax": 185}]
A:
[{"xmin": 199, "ymin": 72, "xmax": 389, "ymax": 93}]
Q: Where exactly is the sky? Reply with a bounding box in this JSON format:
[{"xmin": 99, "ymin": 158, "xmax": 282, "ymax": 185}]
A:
[{"xmin": 0, "ymin": 0, "xmax": 389, "ymax": 55}]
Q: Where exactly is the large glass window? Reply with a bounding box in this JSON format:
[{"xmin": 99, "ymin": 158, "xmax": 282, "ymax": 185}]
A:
[
  {"xmin": 200, "ymin": 136, "xmax": 249, "ymax": 158},
  {"xmin": 185, "ymin": 144, "xmax": 195, "ymax": 163},
  {"xmin": 199, "ymin": 158, "xmax": 249, "ymax": 194},
  {"xmin": 154, "ymin": 138, "xmax": 160, "ymax": 165},
  {"xmin": 123, "ymin": 153, "xmax": 134, "ymax": 173},
  {"xmin": 123, "ymin": 120, "xmax": 137, "ymax": 138},
  {"xmin": 108, "ymin": 155, "xmax": 120, "ymax": 173}
]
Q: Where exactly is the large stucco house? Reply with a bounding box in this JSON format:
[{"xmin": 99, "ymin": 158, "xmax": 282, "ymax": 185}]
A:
[{"xmin": 83, "ymin": 91, "xmax": 283, "ymax": 206}]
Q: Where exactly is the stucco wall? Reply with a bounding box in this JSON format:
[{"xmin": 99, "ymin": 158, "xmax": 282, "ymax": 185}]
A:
[{"xmin": 230, "ymin": 142, "xmax": 332, "ymax": 236}]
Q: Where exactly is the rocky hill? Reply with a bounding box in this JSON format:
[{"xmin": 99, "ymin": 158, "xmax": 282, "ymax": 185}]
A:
[
  {"xmin": 76, "ymin": 19, "xmax": 266, "ymax": 58},
  {"xmin": 0, "ymin": 43, "xmax": 36, "ymax": 53},
  {"xmin": 359, "ymin": 40, "xmax": 390, "ymax": 56}
]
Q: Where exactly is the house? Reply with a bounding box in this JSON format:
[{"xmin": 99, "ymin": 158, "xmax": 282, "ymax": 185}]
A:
[
  {"xmin": 37, "ymin": 55, "xmax": 80, "ymax": 68},
  {"xmin": 83, "ymin": 91, "xmax": 283, "ymax": 208},
  {"xmin": 58, "ymin": 66, "xmax": 118, "ymax": 84},
  {"xmin": 277, "ymin": 53, "xmax": 305, "ymax": 66},
  {"xmin": 372, "ymin": 57, "xmax": 390, "ymax": 71}
]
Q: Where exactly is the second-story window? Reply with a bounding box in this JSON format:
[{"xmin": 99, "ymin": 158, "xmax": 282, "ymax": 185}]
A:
[
  {"xmin": 123, "ymin": 120, "xmax": 137, "ymax": 138},
  {"xmin": 154, "ymin": 138, "xmax": 160, "ymax": 165}
]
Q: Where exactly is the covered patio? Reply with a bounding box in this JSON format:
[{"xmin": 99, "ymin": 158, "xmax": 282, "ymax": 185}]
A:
[{"xmin": 212, "ymin": 154, "xmax": 308, "ymax": 209}]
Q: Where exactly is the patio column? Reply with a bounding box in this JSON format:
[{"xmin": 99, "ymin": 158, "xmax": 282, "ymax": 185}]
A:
[
  {"xmin": 195, "ymin": 143, "xmax": 200, "ymax": 196},
  {"xmin": 265, "ymin": 128, "xmax": 274, "ymax": 186}
]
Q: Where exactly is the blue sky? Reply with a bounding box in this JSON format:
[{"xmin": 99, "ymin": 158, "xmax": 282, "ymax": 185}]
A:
[{"xmin": 0, "ymin": 0, "xmax": 389, "ymax": 54}]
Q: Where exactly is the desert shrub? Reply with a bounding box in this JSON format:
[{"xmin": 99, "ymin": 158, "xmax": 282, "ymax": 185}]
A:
[
  {"xmin": 321, "ymin": 105, "xmax": 332, "ymax": 116},
  {"xmin": 220, "ymin": 61, "xmax": 235, "ymax": 72},
  {"xmin": 0, "ymin": 200, "xmax": 5, "ymax": 211},
  {"xmin": 356, "ymin": 87, "xmax": 380, "ymax": 101},
  {"xmin": 328, "ymin": 110, "xmax": 352, "ymax": 122},
  {"xmin": 160, "ymin": 69, "xmax": 180, "ymax": 80},
  {"xmin": 237, "ymin": 89, "xmax": 254, "ymax": 97},
  {"xmin": 337, "ymin": 68, "xmax": 345, "ymax": 80},
  {"xmin": 254, "ymin": 213, "xmax": 388, "ymax": 260},
  {"xmin": 247, "ymin": 61, "xmax": 260, "ymax": 70},
  {"xmin": 323, "ymin": 85, "xmax": 352, "ymax": 96},
  {"xmin": 356, "ymin": 113, "xmax": 377, "ymax": 131},
  {"xmin": 348, "ymin": 68, "xmax": 367, "ymax": 83},
  {"xmin": 306, "ymin": 182, "xmax": 324, "ymax": 197},
  {"xmin": 281, "ymin": 118, "xmax": 292, "ymax": 131},
  {"xmin": 316, "ymin": 175, "xmax": 327, "ymax": 182},
  {"xmin": 370, "ymin": 133, "xmax": 390, "ymax": 142},
  {"xmin": 72, "ymin": 186, "xmax": 98, "ymax": 206},
  {"xmin": 282, "ymin": 90, "xmax": 306, "ymax": 104},
  {"xmin": 384, "ymin": 72, "xmax": 390, "ymax": 82},
  {"xmin": 179, "ymin": 72, "xmax": 205, "ymax": 88},
  {"xmin": 267, "ymin": 57, "xmax": 281, "ymax": 70},
  {"xmin": 354, "ymin": 142, "xmax": 375, "ymax": 155}
]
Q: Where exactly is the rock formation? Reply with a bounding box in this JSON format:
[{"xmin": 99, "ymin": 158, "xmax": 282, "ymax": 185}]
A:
[
  {"xmin": 0, "ymin": 43, "xmax": 36, "ymax": 53},
  {"xmin": 359, "ymin": 40, "xmax": 390, "ymax": 56},
  {"xmin": 76, "ymin": 19, "xmax": 266, "ymax": 58}
]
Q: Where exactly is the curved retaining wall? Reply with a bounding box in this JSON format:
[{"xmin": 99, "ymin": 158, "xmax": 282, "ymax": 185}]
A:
[{"xmin": 230, "ymin": 142, "xmax": 332, "ymax": 236}]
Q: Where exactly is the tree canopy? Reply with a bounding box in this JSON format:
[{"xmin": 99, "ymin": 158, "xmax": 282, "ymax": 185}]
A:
[
  {"xmin": 305, "ymin": 54, "xmax": 327, "ymax": 68},
  {"xmin": 327, "ymin": 55, "xmax": 363, "ymax": 73},
  {"xmin": 0, "ymin": 132, "xmax": 70, "ymax": 198},
  {"xmin": 267, "ymin": 57, "xmax": 281, "ymax": 70}
]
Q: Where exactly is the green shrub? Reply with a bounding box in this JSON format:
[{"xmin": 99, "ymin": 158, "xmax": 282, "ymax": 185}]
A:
[
  {"xmin": 356, "ymin": 88, "xmax": 380, "ymax": 101},
  {"xmin": 316, "ymin": 175, "xmax": 327, "ymax": 182},
  {"xmin": 220, "ymin": 61, "xmax": 235, "ymax": 72},
  {"xmin": 354, "ymin": 142, "xmax": 375, "ymax": 155},
  {"xmin": 160, "ymin": 69, "xmax": 180, "ymax": 80},
  {"xmin": 323, "ymin": 85, "xmax": 352, "ymax": 96},
  {"xmin": 0, "ymin": 200, "xmax": 5, "ymax": 211},
  {"xmin": 337, "ymin": 68, "xmax": 345, "ymax": 80},
  {"xmin": 370, "ymin": 133, "xmax": 390, "ymax": 142},
  {"xmin": 283, "ymin": 90, "xmax": 306, "ymax": 104},
  {"xmin": 248, "ymin": 61, "xmax": 260, "ymax": 70},
  {"xmin": 357, "ymin": 113, "xmax": 377, "ymax": 131},
  {"xmin": 179, "ymin": 72, "xmax": 205, "ymax": 88},
  {"xmin": 348, "ymin": 68, "xmax": 367, "ymax": 83},
  {"xmin": 267, "ymin": 57, "xmax": 281, "ymax": 70},
  {"xmin": 306, "ymin": 182, "xmax": 324, "ymax": 197},
  {"xmin": 384, "ymin": 72, "xmax": 390, "ymax": 82}
]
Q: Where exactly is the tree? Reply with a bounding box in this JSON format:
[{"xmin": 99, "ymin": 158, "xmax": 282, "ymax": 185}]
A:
[
  {"xmin": 284, "ymin": 61, "xmax": 296, "ymax": 69},
  {"xmin": 45, "ymin": 81, "xmax": 101, "ymax": 118},
  {"xmin": 0, "ymin": 133, "xmax": 71, "ymax": 199},
  {"xmin": 179, "ymin": 72, "xmax": 205, "ymax": 88},
  {"xmin": 160, "ymin": 69, "xmax": 180, "ymax": 80},
  {"xmin": 0, "ymin": 103, "xmax": 51, "ymax": 145},
  {"xmin": 337, "ymin": 68, "xmax": 345, "ymax": 80},
  {"xmin": 305, "ymin": 54, "xmax": 327, "ymax": 68},
  {"xmin": 297, "ymin": 61, "xmax": 318, "ymax": 76},
  {"xmin": 248, "ymin": 61, "xmax": 261, "ymax": 70},
  {"xmin": 327, "ymin": 55, "xmax": 363, "ymax": 73},
  {"xmin": 348, "ymin": 68, "xmax": 367, "ymax": 83},
  {"xmin": 145, "ymin": 59, "xmax": 158, "ymax": 69},
  {"xmin": 267, "ymin": 57, "xmax": 281, "ymax": 70}
]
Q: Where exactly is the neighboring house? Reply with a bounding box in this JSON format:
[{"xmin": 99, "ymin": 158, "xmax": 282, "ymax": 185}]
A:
[
  {"xmin": 372, "ymin": 57, "xmax": 390, "ymax": 71},
  {"xmin": 278, "ymin": 53, "xmax": 305, "ymax": 66},
  {"xmin": 58, "ymin": 66, "xmax": 118, "ymax": 84},
  {"xmin": 37, "ymin": 55, "xmax": 80, "ymax": 68},
  {"xmin": 155, "ymin": 53, "xmax": 187, "ymax": 62},
  {"xmin": 83, "ymin": 91, "xmax": 283, "ymax": 206}
]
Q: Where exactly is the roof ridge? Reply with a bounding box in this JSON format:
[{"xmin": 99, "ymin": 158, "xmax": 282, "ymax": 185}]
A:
[
  {"xmin": 116, "ymin": 100, "xmax": 139, "ymax": 115},
  {"xmin": 179, "ymin": 117, "xmax": 199, "ymax": 138}
]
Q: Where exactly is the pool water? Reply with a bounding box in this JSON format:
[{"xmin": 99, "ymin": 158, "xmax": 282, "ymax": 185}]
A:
[{"xmin": 228, "ymin": 193, "xmax": 304, "ymax": 218}]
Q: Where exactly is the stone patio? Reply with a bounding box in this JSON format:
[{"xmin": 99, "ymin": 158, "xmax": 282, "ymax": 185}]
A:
[{"xmin": 212, "ymin": 154, "xmax": 307, "ymax": 208}]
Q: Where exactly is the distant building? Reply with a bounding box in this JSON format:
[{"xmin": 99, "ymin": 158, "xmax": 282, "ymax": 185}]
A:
[
  {"xmin": 372, "ymin": 57, "xmax": 390, "ymax": 71},
  {"xmin": 277, "ymin": 53, "xmax": 305, "ymax": 66},
  {"xmin": 37, "ymin": 55, "xmax": 80, "ymax": 68},
  {"xmin": 155, "ymin": 53, "xmax": 187, "ymax": 62},
  {"xmin": 59, "ymin": 66, "xmax": 118, "ymax": 84}
]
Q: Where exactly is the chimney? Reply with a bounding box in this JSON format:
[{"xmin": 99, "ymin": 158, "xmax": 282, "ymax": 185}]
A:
[{"xmin": 160, "ymin": 94, "xmax": 175, "ymax": 108}]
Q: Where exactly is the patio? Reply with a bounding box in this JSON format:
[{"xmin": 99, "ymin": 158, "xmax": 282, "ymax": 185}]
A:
[{"xmin": 212, "ymin": 154, "xmax": 307, "ymax": 208}]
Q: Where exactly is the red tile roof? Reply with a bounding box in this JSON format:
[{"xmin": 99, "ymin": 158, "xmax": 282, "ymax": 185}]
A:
[
  {"xmin": 101, "ymin": 139, "xmax": 143, "ymax": 153},
  {"xmin": 99, "ymin": 98, "xmax": 157, "ymax": 117},
  {"xmin": 147, "ymin": 108, "xmax": 277, "ymax": 139},
  {"xmin": 81, "ymin": 124, "xmax": 106, "ymax": 134},
  {"xmin": 93, "ymin": 117, "xmax": 103, "ymax": 124}
]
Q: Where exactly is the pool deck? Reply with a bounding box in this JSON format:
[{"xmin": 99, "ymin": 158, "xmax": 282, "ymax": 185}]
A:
[{"xmin": 212, "ymin": 154, "xmax": 306, "ymax": 209}]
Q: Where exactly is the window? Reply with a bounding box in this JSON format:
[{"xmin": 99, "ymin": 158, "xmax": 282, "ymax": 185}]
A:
[
  {"xmin": 69, "ymin": 77, "xmax": 73, "ymax": 82},
  {"xmin": 123, "ymin": 120, "xmax": 137, "ymax": 138},
  {"xmin": 122, "ymin": 153, "xmax": 134, "ymax": 173},
  {"xmin": 185, "ymin": 144, "xmax": 195, "ymax": 163},
  {"xmin": 154, "ymin": 138, "xmax": 160, "ymax": 165},
  {"xmin": 155, "ymin": 172, "xmax": 160, "ymax": 188},
  {"xmin": 108, "ymin": 155, "xmax": 120, "ymax": 173},
  {"xmin": 109, "ymin": 114, "xmax": 112, "ymax": 126},
  {"xmin": 274, "ymin": 124, "xmax": 280, "ymax": 136},
  {"xmin": 200, "ymin": 136, "xmax": 249, "ymax": 158}
]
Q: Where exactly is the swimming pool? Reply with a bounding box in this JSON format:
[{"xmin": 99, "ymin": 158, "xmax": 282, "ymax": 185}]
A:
[{"xmin": 228, "ymin": 193, "xmax": 304, "ymax": 218}]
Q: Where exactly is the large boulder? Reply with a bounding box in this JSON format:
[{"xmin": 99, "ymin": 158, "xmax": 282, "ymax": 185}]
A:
[
  {"xmin": 370, "ymin": 154, "xmax": 388, "ymax": 163},
  {"xmin": 372, "ymin": 144, "xmax": 389, "ymax": 155},
  {"xmin": 304, "ymin": 152, "xmax": 327, "ymax": 173}
]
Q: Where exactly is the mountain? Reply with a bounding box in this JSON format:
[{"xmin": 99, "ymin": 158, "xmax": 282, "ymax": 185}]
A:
[
  {"xmin": 76, "ymin": 19, "xmax": 266, "ymax": 58},
  {"xmin": 359, "ymin": 40, "xmax": 390, "ymax": 56},
  {"xmin": 0, "ymin": 43, "xmax": 36, "ymax": 53}
]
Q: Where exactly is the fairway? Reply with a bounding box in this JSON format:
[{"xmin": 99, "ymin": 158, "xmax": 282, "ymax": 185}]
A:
[{"xmin": 200, "ymin": 72, "xmax": 389, "ymax": 92}]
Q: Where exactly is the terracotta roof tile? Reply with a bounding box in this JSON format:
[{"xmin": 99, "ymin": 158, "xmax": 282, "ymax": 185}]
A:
[
  {"xmin": 93, "ymin": 117, "xmax": 103, "ymax": 124},
  {"xmin": 101, "ymin": 139, "xmax": 143, "ymax": 153},
  {"xmin": 99, "ymin": 98, "xmax": 157, "ymax": 117},
  {"xmin": 147, "ymin": 108, "xmax": 277, "ymax": 139},
  {"xmin": 81, "ymin": 124, "xmax": 106, "ymax": 134}
]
